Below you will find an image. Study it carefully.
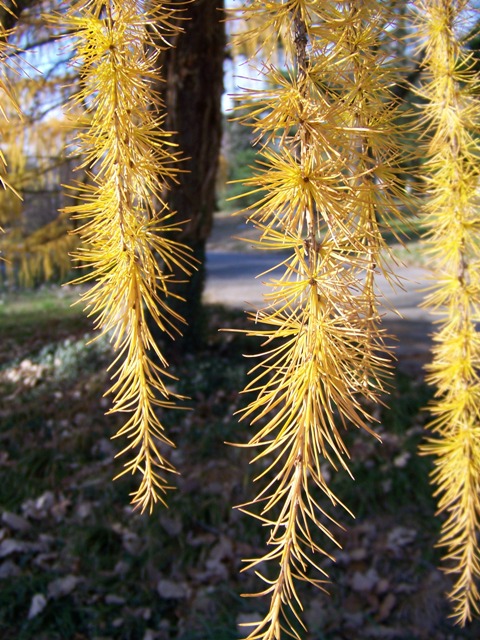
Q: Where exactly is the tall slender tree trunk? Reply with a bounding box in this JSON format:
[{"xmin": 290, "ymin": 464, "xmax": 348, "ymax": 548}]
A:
[{"xmin": 158, "ymin": 0, "xmax": 225, "ymax": 352}]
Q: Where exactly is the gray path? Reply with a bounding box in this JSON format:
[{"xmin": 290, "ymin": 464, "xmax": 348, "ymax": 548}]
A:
[
  {"xmin": 204, "ymin": 251, "xmax": 435, "ymax": 370},
  {"xmin": 204, "ymin": 250, "xmax": 430, "ymax": 318}
]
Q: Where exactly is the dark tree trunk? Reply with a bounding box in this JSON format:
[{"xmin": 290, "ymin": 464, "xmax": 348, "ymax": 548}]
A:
[
  {"xmin": 0, "ymin": 0, "xmax": 31, "ymax": 31},
  {"xmin": 158, "ymin": 0, "xmax": 225, "ymax": 353}
]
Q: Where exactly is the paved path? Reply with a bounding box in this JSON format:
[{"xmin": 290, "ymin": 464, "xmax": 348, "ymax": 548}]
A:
[
  {"xmin": 204, "ymin": 250, "xmax": 435, "ymax": 372},
  {"xmin": 204, "ymin": 250, "xmax": 429, "ymax": 317}
]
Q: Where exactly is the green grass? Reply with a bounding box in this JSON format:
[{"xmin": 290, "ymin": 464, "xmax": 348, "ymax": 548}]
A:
[
  {"xmin": 0, "ymin": 286, "xmax": 91, "ymax": 367},
  {"xmin": 0, "ymin": 286, "xmax": 83, "ymax": 327}
]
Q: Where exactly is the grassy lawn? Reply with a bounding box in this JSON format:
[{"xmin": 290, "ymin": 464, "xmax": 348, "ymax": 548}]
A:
[
  {"xmin": 0, "ymin": 286, "xmax": 479, "ymax": 639},
  {"xmin": 0, "ymin": 286, "xmax": 90, "ymax": 366}
]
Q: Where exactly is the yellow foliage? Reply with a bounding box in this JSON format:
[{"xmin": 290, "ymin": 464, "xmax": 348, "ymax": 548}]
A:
[
  {"xmin": 414, "ymin": 0, "xmax": 480, "ymax": 625},
  {"xmin": 0, "ymin": 5, "xmax": 21, "ymax": 235},
  {"xmin": 57, "ymin": 0, "xmax": 193, "ymax": 513},
  {"xmin": 228, "ymin": 2, "xmax": 409, "ymax": 638}
]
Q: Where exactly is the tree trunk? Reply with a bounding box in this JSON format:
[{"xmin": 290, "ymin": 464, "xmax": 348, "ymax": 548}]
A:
[
  {"xmin": 0, "ymin": 0, "xmax": 31, "ymax": 31},
  {"xmin": 158, "ymin": 0, "xmax": 225, "ymax": 353}
]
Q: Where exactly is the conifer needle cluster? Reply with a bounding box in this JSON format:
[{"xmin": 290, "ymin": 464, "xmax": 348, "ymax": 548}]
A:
[
  {"xmin": 414, "ymin": 0, "xmax": 480, "ymax": 624},
  {"xmin": 58, "ymin": 0, "xmax": 193, "ymax": 513},
  {"xmin": 228, "ymin": 2, "xmax": 408, "ymax": 638}
]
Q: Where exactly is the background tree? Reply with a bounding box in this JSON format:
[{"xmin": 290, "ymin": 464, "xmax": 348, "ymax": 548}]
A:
[
  {"xmin": 0, "ymin": 0, "xmax": 85, "ymax": 283},
  {"xmin": 0, "ymin": 0, "xmax": 225, "ymax": 350}
]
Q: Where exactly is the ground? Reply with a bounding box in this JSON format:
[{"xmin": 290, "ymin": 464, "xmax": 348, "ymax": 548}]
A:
[{"xmin": 0, "ymin": 213, "xmax": 479, "ymax": 640}]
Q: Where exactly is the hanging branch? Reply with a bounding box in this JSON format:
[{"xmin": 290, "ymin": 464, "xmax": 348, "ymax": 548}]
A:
[
  {"xmin": 414, "ymin": 0, "xmax": 480, "ymax": 625},
  {"xmin": 228, "ymin": 2, "xmax": 408, "ymax": 638},
  {"xmin": 56, "ymin": 0, "xmax": 194, "ymax": 513}
]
